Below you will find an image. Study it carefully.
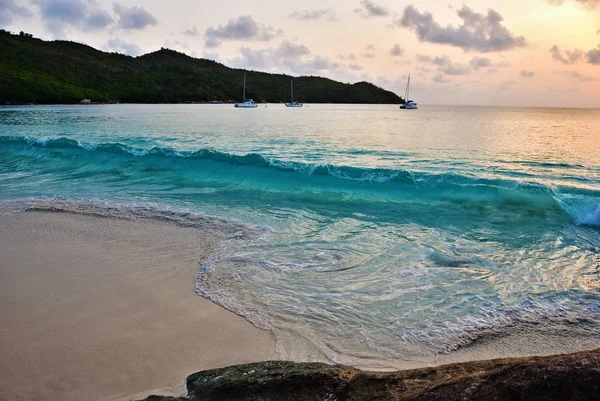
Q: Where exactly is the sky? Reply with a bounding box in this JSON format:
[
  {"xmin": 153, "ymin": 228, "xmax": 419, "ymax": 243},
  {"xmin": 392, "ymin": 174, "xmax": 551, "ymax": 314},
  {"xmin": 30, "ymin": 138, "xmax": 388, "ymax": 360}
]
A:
[{"xmin": 2, "ymin": 0, "xmax": 600, "ymax": 107}]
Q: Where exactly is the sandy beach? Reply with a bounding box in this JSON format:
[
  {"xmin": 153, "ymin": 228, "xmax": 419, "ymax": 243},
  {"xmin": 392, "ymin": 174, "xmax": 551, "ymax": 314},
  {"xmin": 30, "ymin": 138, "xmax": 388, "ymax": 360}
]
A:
[{"xmin": 0, "ymin": 211, "xmax": 275, "ymax": 401}]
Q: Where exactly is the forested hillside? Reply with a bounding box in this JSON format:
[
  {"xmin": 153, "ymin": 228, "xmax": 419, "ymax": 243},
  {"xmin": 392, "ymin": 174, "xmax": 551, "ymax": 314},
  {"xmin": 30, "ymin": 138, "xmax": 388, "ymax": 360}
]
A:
[{"xmin": 0, "ymin": 30, "xmax": 403, "ymax": 104}]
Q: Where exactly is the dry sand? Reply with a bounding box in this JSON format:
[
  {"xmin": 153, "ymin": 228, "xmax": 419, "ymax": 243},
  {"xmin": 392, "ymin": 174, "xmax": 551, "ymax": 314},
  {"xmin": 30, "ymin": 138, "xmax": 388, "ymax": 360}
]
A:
[{"xmin": 0, "ymin": 211, "xmax": 275, "ymax": 401}]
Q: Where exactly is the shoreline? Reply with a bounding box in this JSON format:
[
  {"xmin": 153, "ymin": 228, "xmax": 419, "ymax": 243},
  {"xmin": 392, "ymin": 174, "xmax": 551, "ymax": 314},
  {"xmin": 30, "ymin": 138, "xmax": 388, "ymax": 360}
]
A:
[
  {"xmin": 0, "ymin": 210, "xmax": 275, "ymax": 401},
  {"xmin": 0, "ymin": 209, "xmax": 598, "ymax": 399}
]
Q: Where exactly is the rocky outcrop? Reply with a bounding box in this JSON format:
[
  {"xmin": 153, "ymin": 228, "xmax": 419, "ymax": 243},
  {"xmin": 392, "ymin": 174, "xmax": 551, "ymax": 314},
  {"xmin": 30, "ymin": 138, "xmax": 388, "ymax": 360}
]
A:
[{"xmin": 139, "ymin": 349, "xmax": 600, "ymax": 401}]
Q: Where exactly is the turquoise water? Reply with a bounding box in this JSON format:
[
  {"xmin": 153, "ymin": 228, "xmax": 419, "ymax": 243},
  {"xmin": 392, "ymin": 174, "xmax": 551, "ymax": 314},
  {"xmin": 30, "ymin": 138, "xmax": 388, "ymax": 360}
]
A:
[{"xmin": 1, "ymin": 104, "xmax": 599, "ymax": 367}]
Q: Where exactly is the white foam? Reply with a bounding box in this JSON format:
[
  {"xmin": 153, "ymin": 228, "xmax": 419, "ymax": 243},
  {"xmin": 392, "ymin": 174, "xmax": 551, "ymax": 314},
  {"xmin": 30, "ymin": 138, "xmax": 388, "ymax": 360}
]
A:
[
  {"xmin": 125, "ymin": 147, "xmax": 150, "ymax": 157},
  {"xmin": 580, "ymin": 203, "xmax": 600, "ymax": 227},
  {"xmin": 268, "ymin": 159, "xmax": 326, "ymax": 176},
  {"xmin": 0, "ymin": 197, "xmax": 263, "ymax": 237}
]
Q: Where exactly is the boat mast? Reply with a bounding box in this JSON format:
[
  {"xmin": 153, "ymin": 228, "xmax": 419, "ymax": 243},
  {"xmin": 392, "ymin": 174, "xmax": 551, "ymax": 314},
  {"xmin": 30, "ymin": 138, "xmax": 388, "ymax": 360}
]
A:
[
  {"xmin": 404, "ymin": 74, "xmax": 411, "ymax": 102},
  {"xmin": 291, "ymin": 79, "xmax": 293, "ymax": 103},
  {"xmin": 243, "ymin": 71, "xmax": 246, "ymax": 101}
]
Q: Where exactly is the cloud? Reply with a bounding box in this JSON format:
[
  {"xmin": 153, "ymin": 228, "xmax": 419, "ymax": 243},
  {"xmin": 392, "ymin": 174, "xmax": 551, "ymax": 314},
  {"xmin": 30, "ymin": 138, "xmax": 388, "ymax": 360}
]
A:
[
  {"xmin": 288, "ymin": 8, "xmax": 337, "ymax": 22},
  {"xmin": 520, "ymin": 70, "xmax": 535, "ymax": 77},
  {"xmin": 275, "ymin": 40, "xmax": 310, "ymax": 58},
  {"xmin": 355, "ymin": 0, "xmax": 390, "ymax": 18},
  {"xmin": 32, "ymin": 0, "xmax": 113, "ymax": 37},
  {"xmin": 433, "ymin": 74, "xmax": 451, "ymax": 83},
  {"xmin": 551, "ymin": 44, "xmax": 600, "ymax": 65},
  {"xmin": 499, "ymin": 80, "xmax": 516, "ymax": 91},
  {"xmin": 204, "ymin": 15, "xmax": 282, "ymax": 48},
  {"xmin": 87, "ymin": 10, "xmax": 113, "ymax": 29},
  {"xmin": 204, "ymin": 37, "xmax": 220, "ymax": 48},
  {"xmin": 0, "ymin": 0, "xmax": 33, "ymax": 27},
  {"xmin": 309, "ymin": 56, "xmax": 332, "ymax": 71},
  {"xmin": 597, "ymin": 29, "xmax": 600, "ymax": 35},
  {"xmin": 432, "ymin": 56, "xmax": 450, "ymax": 66},
  {"xmin": 338, "ymin": 53, "xmax": 358, "ymax": 60},
  {"xmin": 416, "ymin": 54, "xmax": 452, "ymax": 66},
  {"xmin": 470, "ymin": 56, "xmax": 492, "ymax": 69},
  {"xmin": 226, "ymin": 41, "xmax": 355, "ymax": 78},
  {"xmin": 547, "ymin": 0, "xmax": 600, "ymax": 9},
  {"xmin": 113, "ymin": 3, "xmax": 157, "ymax": 30},
  {"xmin": 232, "ymin": 46, "xmax": 272, "ymax": 69},
  {"xmin": 418, "ymin": 54, "xmax": 472, "ymax": 76},
  {"xmin": 395, "ymin": 5, "xmax": 526, "ymax": 52},
  {"xmin": 34, "ymin": 0, "xmax": 86, "ymax": 26},
  {"xmin": 292, "ymin": 56, "xmax": 338, "ymax": 74},
  {"xmin": 183, "ymin": 25, "xmax": 199, "ymax": 36},
  {"xmin": 587, "ymin": 47, "xmax": 600, "ymax": 64},
  {"xmin": 440, "ymin": 63, "xmax": 471, "ymax": 75},
  {"xmin": 228, "ymin": 41, "xmax": 305, "ymax": 70},
  {"xmin": 106, "ymin": 38, "xmax": 142, "ymax": 56},
  {"xmin": 556, "ymin": 70, "xmax": 597, "ymax": 81},
  {"xmin": 550, "ymin": 45, "xmax": 582, "ymax": 64},
  {"xmin": 363, "ymin": 53, "xmax": 376, "ymax": 58},
  {"xmin": 390, "ymin": 44, "xmax": 404, "ymax": 57}
]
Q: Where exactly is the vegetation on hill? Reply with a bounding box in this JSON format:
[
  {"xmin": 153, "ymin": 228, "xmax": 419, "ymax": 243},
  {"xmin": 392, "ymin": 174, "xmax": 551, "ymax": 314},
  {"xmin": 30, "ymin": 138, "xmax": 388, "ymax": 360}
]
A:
[{"xmin": 0, "ymin": 30, "xmax": 403, "ymax": 105}]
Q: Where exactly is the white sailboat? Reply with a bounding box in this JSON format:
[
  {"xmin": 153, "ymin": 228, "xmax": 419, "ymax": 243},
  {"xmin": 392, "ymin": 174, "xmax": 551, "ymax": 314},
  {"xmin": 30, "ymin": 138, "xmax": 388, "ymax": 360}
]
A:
[
  {"xmin": 285, "ymin": 79, "xmax": 303, "ymax": 108},
  {"xmin": 234, "ymin": 71, "xmax": 258, "ymax": 108},
  {"xmin": 399, "ymin": 74, "xmax": 418, "ymax": 110}
]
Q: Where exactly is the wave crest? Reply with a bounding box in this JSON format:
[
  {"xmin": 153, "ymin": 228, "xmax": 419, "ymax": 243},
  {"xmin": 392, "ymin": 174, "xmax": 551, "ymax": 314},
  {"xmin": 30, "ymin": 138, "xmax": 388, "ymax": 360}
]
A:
[{"xmin": 1, "ymin": 135, "xmax": 599, "ymax": 226}]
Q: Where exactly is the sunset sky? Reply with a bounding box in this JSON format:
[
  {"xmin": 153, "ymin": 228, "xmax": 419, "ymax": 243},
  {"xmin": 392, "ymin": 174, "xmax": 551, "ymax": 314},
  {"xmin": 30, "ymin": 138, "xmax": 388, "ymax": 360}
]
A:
[{"xmin": 2, "ymin": 0, "xmax": 599, "ymax": 106}]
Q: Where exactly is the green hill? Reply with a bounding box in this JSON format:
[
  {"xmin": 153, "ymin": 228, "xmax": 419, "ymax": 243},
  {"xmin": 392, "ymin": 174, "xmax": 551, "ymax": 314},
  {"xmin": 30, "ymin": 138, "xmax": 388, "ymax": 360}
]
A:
[{"xmin": 0, "ymin": 30, "xmax": 403, "ymax": 105}]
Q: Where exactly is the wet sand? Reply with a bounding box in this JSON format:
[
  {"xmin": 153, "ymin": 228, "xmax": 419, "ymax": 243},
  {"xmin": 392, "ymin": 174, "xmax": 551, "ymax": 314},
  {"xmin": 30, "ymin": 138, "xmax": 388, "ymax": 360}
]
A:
[
  {"xmin": 1, "ymin": 210, "xmax": 597, "ymax": 401},
  {"xmin": 0, "ymin": 211, "xmax": 275, "ymax": 401}
]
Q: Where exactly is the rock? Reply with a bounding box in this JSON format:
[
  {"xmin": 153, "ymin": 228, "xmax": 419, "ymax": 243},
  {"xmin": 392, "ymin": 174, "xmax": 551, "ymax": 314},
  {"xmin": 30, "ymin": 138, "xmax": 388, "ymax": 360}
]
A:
[
  {"xmin": 343, "ymin": 349, "xmax": 600, "ymax": 401},
  {"xmin": 186, "ymin": 361, "xmax": 357, "ymax": 401},
  {"xmin": 139, "ymin": 349, "xmax": 600, "ymax": 401},
  {"xmin": 80, "ymin": 98, "xmax": 91, "ymax": 104}
]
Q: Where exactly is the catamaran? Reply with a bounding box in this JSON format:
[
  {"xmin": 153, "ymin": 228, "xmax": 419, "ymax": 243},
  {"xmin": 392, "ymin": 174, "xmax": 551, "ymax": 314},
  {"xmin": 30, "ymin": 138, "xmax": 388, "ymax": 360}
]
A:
[
  {"xmin": 399, "ymin": 74, "xmax": 418, "ymax": 110},
  {"xmin": 285, "ymin": 79, "xmax": 303, "ymax": 108},
  {"xmin": 234, "ymin": 71, "xmax": 258, "ymax": 108}
]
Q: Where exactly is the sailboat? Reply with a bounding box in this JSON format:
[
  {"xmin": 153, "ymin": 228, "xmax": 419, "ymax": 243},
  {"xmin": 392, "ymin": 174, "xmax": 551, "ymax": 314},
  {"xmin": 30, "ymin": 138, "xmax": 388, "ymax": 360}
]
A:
[
  {"xmin": 399, "ymin": 74, "xmax": 418, "ymax": 110},
  {"xmin": 285, "ymin": 79, "xmax": 303, "ymax": 108},
  {"xmin": 234, "ymin": 71, "xmax": 258, "ymax": 108}
]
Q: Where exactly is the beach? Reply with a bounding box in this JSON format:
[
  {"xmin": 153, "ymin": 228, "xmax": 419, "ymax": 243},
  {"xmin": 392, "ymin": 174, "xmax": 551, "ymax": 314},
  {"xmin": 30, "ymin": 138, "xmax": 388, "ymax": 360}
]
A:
[
  {"xmin": 0, "ymin": 104, "xmax": 598, "ymax": 398},
  {"xmin": 1, "ymin": 209, "xmax": 597, "ymax": 401},
  {"xmin": 0, "ymin": 210, "xmax": 275, "ymax": 401}
]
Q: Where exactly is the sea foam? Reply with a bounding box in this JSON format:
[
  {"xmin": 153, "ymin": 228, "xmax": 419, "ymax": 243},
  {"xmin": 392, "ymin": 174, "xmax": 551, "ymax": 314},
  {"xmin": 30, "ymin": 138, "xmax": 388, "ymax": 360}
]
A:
[{"xmin": 580, "ymin": 204, "xmax": 600, "ymax": 227}]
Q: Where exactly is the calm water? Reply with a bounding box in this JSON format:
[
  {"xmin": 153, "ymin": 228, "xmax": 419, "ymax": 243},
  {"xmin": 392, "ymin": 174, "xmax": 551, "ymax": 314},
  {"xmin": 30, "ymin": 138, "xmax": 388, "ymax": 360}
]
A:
[{"xmin": 1, "ymin": 104, "xmax": 599, "ymax": 367}]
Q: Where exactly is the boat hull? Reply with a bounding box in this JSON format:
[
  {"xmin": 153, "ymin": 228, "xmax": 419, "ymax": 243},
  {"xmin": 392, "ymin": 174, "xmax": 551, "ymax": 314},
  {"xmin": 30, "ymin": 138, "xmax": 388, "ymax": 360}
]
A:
[
  {"xmin": 400, "ymin": 100, "xmax": 418, "ymax": 110},
  {"xmin": 285, "ymin": 103, "xmax": 303, "ymax": 108}
]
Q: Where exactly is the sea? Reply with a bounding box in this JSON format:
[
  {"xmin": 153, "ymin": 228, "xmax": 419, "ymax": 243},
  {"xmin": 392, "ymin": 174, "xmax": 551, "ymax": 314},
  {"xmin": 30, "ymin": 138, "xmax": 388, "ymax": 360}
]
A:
[{"xmin": 1, "ymin": 104, "xmax": 599, "ymax": 368}]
